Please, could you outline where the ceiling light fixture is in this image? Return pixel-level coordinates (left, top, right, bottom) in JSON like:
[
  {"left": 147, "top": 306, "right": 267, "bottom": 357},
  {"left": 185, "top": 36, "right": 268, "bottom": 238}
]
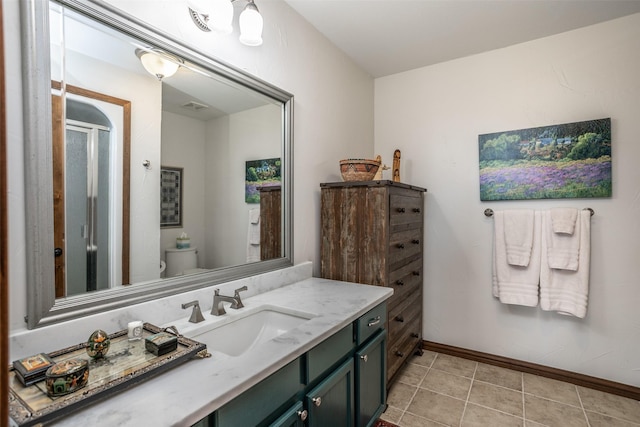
[
  {"left": 135, "top": 48, "right": 184, "bottom": 81},
  {"left": 189, "top": 0, "right": 263, "bottom": 47}
]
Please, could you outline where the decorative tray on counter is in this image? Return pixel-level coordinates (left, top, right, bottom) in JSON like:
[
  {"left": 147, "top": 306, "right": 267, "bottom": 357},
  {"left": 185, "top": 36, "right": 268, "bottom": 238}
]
[{"left": 9, "top": 323, "right": 207, "bottom": 426}]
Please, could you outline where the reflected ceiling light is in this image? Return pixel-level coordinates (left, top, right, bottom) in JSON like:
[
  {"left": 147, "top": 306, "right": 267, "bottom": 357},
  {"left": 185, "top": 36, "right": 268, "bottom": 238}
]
[
  {"left": 189, "top": 0, "right": 264, "bottom": 47},
  {"left": 135, "top": 49, "right": 183, "bottom": 80}
]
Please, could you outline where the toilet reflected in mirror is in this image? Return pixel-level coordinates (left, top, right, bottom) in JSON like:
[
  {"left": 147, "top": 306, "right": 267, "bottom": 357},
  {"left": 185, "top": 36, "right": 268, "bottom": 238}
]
[{"left": 164, "top": 247, "right": 206, "bottom": 277}]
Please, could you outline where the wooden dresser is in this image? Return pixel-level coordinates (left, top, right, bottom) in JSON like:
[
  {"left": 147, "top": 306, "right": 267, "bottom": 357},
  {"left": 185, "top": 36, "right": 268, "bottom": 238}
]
[
  {"left": 320, "top": 180, "right": 427, "bottom": 384},
  {"left": 259, "top": 185, "right": 281, "bottom": 261}
]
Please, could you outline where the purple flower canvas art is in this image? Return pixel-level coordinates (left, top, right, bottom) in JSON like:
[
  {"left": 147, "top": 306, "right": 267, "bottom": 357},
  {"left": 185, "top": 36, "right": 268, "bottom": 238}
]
[{"left": 479, "top": 118, "right": 611, "bottom": 201}]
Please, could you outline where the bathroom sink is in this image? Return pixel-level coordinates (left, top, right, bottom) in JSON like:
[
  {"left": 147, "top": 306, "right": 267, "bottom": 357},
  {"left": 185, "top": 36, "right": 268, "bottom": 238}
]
[{"left": 185, "top": 306, "right": 315, "bottom": 357}]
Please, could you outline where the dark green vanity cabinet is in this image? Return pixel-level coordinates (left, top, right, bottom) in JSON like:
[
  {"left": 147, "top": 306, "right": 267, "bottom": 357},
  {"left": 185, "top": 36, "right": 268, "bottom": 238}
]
[{"left": 193, "top": 302, "right": 388, "bottom": 427}]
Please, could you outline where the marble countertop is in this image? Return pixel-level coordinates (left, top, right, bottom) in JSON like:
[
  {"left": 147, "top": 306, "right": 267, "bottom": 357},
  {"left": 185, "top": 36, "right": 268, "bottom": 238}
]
[{"left": 45, "top": 277, "right": 392, "bottom": 426}]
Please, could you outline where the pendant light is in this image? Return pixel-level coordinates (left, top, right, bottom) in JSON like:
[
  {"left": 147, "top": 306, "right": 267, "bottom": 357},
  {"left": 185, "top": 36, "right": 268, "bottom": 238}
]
[{"left": 189, "top": 0, "right": 264, "bottom": 46}]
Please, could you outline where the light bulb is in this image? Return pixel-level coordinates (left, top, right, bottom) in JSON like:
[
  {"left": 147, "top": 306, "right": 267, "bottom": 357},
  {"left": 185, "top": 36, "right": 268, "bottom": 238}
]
[
  {"left": 239, "top": 2, "right": 263, "bottom": 46},
  {"left": 136, "top": 50, "right": 181, "bottom": 81}
]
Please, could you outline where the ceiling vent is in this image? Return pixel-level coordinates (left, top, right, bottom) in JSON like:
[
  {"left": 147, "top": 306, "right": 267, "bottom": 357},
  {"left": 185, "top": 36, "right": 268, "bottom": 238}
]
[{"left": 181, "top": 101, "right": 210, "bottom": 111}]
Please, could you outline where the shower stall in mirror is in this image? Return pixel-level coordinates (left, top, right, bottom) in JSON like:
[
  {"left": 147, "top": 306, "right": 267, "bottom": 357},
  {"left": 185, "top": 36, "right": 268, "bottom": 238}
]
[{"left": 50, "top": 3, "right": 130, "bottom": 297}]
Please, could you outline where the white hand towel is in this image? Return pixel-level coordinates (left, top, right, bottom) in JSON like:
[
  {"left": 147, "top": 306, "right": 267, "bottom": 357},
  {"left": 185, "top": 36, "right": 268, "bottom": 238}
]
[
  {"left": 246, "top": 208, "right": 261, "bottom": 262},
  {"left": 540, "top": 210, "right": 591, "bottom": 318},
  {"left": 545, "top": 210, "right": 580, "bottom": 271},
  {"left": 492, "top": 210, "right": 541, "bottom": 307},
  {"left": 550, "top": 208, "right": 578, "bottom": 235},
  {"left": 503, "top": 209, "right": 535, "bottom": 266}
]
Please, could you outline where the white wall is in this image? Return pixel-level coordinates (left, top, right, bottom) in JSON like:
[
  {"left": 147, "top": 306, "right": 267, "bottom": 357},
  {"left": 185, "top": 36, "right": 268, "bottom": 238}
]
[
  {"left": 206, "top": 104, "right": 282, "bottom": 268},
  {"left": 5, "top": 0, "right": 373, "bottom": 332},
  {"left": 160, "top": 111, "right": 207, "bottom": 268},
  {"left": 375, "top": 13, "right": 640, "bottom": 387}
]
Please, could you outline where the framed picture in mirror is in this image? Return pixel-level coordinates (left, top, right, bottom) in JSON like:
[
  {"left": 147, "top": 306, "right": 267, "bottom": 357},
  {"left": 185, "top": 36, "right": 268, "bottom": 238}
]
[{"left": 160, "top": 166, "right": 183, "bottom": 228}]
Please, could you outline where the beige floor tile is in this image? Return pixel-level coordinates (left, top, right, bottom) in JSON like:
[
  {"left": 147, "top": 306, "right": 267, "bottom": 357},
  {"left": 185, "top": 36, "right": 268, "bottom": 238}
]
[
  {"left": 410, "top": 350, "right": 437, "bottom": 368},
  {"left": 462, "top": 403, "right": 524, "bottom": 427},
  {"left": 381, "top": 405, "right": 404, "bottom": 424},
  {"left": 524, "top": 421, "right": 548, "bottom": 426},
  {"left": 577, "top": 386, "right": 640, "bottom": 424},
  {"left": 397, "top": 363, "right": 429, "bottom": 387},
  {"left": 475, "top": 363, "right": 523, "bottom": 391},
  {"left": 421, "top": 368, "right": 472, "bottom": 400},
  {"left": 406, "top": 388, "right": 466, "bottom": 426},
  {"left": 388, "top": 381, "right": 417, "bottom": 411},
  {"left": 468, "top": 381, "right": 523, "bottom": 417},
  {"left": 432, "top": 353, "right": 477, "bottom": 378},
  {"left": 399, "top": 411, "right": 446, "bottom": 427},
  {"left": 524, "top": 394, "right": 588, "bottom": 427},
  {"left": 523, "top": 373, "right": 581, "bottom": 407},
  {"left": 586, "top": 410, "right": 640, "bottom": 427}
]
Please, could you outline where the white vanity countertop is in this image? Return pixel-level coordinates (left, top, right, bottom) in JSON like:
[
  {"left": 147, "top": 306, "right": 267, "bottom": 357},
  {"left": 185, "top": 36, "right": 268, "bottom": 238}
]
[{"left": 45, "top": 277, "right": 392, "bottom": 427}]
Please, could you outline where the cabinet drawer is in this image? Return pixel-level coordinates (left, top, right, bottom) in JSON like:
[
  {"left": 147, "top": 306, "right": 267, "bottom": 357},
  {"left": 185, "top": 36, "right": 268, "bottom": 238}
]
[
  {"left": 306, "top": 324, "right": 354, "bottom": 385},
  {"left": 356, "top": 302, "right": 386, "bottom": 346},
  {"left": 387, "top": 289, "right": 422, "bottom": 345},
  {"left": 216, "top": 358, "right": 303, "bottom": 426},
  {"left": 387, "top": 259, "right": 422, "bottom": 312}
]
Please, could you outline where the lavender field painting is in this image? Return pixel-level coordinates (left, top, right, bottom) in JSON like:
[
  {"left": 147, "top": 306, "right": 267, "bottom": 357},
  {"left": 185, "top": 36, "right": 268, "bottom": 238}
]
[
  {"left": 479, "top": 118, "right": 611, "bottom": 201},
  {"left": 245, "top": 158, "right": 281, "bottom": 203}
]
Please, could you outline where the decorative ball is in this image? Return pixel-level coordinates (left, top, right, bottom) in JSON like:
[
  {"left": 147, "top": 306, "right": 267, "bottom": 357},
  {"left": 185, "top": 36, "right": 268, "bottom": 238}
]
[{"left": 86, "top": 329, "right": 111, "bottom": 359}]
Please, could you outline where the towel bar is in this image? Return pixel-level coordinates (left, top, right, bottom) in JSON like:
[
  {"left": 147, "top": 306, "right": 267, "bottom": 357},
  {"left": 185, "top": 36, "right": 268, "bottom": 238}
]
[{"left": 484, "top": 208, "right": 594, "bottom": 217}]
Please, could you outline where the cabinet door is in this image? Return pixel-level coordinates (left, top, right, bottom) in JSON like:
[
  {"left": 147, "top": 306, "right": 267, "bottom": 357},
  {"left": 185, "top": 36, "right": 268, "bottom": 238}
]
[
  {"left": 269, "top": 401, "right": 307, "bottom": 427},
  {"left": 356, "top": 330, "right": 387, "bottom": 427},
  {"left": 306, "top": 358, "right": 354, "bottom": 427}
]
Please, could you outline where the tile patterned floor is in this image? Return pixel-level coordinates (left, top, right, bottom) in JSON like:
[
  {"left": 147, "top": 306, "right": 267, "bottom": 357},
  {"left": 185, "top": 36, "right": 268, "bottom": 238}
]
[{"left": 381, "top": 351, "right": 640, "bottom": 427}]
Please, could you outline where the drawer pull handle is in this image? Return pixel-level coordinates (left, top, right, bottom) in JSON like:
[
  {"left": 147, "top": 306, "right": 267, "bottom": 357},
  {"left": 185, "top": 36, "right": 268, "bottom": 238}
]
[
  {"left": 413, "top": 271, "right": 420, "bottom": 276},
  {"left": 312, "top": 397, "right": 322, "bottom": 407},
  {"left": 397, "top": 207, "right": 406, "bottom": 213},
  {"left": 412, "top": 239, "right": 420, "bottom": 244},
  {"left": 411, "top": 332, "right": 420, "bottom": 338},
  {"left": 297, "top": 410, "right": 308, "bottom": 421},
  {"left": 360, "top": 354, "right": 368, "bottom": 362},
  {"left": 396, "top": 243, "right": 405, "bottom": 249},
  {"left": 367, "top": 316, "right": 381, "bottom": 327},
  {"left": 395, "top": 351, "right": 405, "bottom": 358},
  {"left": 413, "top": 208, "right": 421, "bottom": 213},
  {"left": 396, "top": 280, "right": 404, "bottom": 286},
  {"left": 395, "top": 315, "right": 404, "bottom": 323}
]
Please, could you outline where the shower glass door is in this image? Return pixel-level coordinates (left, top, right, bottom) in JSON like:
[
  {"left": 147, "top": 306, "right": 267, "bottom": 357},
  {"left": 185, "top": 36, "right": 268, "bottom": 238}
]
[{"left": 65, "top": 122, "right": 111, "bottom": 295}]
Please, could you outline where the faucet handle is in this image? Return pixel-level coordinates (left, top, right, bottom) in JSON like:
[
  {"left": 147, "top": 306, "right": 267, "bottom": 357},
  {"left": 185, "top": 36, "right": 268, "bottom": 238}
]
[
  {"left": 182, "top": 300, "right": 205, "bottom": 323},
  {"left": 232, "top": 286, "right": 248, "bottom": 309}
]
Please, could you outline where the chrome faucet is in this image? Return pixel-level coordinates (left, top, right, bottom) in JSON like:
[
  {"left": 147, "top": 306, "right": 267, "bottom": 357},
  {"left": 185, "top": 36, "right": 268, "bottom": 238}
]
[{"left": 211, "top": 286, "right": 248, "bottom": 316}]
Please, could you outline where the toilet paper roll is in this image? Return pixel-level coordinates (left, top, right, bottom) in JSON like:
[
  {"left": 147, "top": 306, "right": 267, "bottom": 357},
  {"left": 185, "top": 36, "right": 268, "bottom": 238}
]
[{"left": 159, "top": 260, "right": 166, "bottom": 273}]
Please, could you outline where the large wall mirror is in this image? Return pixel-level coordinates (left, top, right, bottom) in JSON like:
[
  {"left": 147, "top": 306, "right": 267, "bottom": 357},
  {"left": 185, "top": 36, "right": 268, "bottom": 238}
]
[{"left": 21, "top": 0, "right": 293, "bottom": 328}]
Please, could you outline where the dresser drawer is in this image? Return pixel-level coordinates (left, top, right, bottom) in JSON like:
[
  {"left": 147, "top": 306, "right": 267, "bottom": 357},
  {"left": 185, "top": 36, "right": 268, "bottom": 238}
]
[
  {"left": 389, "top": 192, "right": 423, "bottom": 232},
  {"left": 387, "top": 258, "right": 422, "bottom": 311},
  {"left": 387, "top": 288, "right": 422, "bottom": 345},
  {"left": 387, "top": 315, "right": 422, "bottom": 382},
  {"left": 389, "top": 229, "right": 422, "bottom": 269}
]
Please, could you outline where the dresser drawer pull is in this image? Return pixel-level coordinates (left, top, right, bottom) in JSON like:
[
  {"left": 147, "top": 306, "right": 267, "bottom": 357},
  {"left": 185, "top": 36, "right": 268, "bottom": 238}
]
[
  {"left": 297, "top": 410, "right": 308, "bottom": 421},
  {"left": 360, "top": 354, "right": 368, "bottom": 362},
  {"left": 395, "top": 280, "right": 404, "bottom": 286},
  {"left": 395, "top": 315, "right": 404, "bottom": 323},
  {"left": 397, "top": 207, "right": 406, "bottom": 213},
  {"left": 413, "top": 208, "right": 421, "bottom": 213},
  {"left": 412, "top": 239, "right": 420, "bottom": 244},
  {"left": 367, "top": 316, "right": 381, "bottom": 327},
  {"left": 411, "top": 332, "right": 420, "bottom": 338},
  {"left": 396, "top": 243, "right": 405, "bottom": 249},
  {"left": 312, "top": 397, "right": 322, "bottom": 407},
  {"left": 395, "top": 351, "right": 405, "bottom": 358},
  {"left": 412, "top": 271, "right": 420, "bottom": 276}
]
